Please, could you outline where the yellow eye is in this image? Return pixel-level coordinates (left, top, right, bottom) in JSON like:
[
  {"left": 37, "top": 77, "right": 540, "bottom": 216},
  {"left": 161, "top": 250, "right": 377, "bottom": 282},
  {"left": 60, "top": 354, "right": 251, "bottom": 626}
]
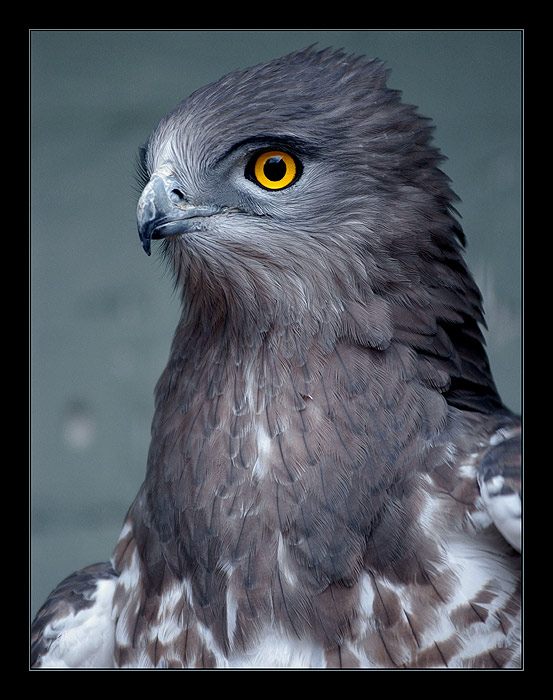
[{"left": 249, "top": 150, "right": 300, "bottom": 190}]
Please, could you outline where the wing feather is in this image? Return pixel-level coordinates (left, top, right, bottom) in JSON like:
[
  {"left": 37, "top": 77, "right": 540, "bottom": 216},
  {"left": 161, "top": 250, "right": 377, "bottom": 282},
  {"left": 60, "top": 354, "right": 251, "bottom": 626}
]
[
  {"left": 31, "top": 562, "right": 118, "bottom": 668},
  {"left": 477, "top": 426, "right": 522, "bottom": 552}
]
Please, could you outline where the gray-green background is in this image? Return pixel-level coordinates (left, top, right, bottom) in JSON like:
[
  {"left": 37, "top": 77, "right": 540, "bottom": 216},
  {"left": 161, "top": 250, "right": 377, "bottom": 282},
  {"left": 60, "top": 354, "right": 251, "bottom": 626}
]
[{"left": 30, "top": 30, "right": 522, "bottom": 618}]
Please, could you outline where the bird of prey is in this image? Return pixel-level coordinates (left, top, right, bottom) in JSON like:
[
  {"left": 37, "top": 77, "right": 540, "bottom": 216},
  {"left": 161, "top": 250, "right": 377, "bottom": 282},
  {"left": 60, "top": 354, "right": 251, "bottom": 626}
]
[{"left": 31, "top": 47, "right": 521, "bottom": 669}]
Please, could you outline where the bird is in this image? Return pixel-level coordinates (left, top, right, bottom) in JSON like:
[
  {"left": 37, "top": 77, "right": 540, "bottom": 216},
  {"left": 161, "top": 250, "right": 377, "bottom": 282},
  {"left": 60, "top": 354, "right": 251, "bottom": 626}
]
[{"left": 31, "top": 46, "right": 521, "bottom": 669}]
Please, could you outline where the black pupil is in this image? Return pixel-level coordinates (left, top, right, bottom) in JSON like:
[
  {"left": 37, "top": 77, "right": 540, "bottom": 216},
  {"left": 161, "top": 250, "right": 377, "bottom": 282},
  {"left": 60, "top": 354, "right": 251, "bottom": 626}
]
[{"left": 264, "top": 156, "right": 287, "bottom": 181}]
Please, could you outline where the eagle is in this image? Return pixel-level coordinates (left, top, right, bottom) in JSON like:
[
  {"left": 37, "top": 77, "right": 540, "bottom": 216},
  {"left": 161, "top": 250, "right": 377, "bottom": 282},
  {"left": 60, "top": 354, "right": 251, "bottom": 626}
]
[{"left": 31, "top": 47, "right": 521, "bottom": 669}]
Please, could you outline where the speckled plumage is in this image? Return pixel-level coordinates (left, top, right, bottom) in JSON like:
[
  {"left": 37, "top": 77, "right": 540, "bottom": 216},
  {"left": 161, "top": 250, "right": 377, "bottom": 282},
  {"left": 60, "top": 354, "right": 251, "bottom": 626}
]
[{"left": 31, "top": 47, "right": 521, "bottom": 669}]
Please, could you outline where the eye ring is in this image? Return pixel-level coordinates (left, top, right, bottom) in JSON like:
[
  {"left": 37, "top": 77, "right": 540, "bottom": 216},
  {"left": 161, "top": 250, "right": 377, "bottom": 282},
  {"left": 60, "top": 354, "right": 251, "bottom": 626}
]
[{"left": 247, "top": 150, "right": 301, "bottom": 190}]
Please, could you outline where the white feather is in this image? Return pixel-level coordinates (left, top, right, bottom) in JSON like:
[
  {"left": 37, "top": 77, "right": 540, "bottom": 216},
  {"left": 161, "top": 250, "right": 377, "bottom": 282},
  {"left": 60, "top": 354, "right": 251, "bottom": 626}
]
[{"left": 37, "top": 577, "right": 117, "bottom": 669}]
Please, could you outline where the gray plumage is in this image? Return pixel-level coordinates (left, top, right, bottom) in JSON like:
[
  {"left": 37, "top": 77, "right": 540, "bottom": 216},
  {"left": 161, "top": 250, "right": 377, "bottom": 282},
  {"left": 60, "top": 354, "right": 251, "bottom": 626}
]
[{"left": 31, "top": 47, "right": 521, "bottom": 669}]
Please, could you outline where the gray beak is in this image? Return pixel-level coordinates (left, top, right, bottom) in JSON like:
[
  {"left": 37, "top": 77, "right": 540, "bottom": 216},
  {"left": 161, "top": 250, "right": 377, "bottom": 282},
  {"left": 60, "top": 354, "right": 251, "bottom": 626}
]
[{"left": 137, "top": 168, "right": 221, "bottom": 255}]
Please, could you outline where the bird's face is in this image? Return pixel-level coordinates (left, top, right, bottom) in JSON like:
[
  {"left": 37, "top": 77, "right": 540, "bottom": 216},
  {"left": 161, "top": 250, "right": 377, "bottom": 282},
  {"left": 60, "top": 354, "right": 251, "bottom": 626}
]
[
  {"left": 136, "top": 133, "right": 331, "bottom": 258},
  {"left": 135, "top": 48, "right": 463, "bottom": 326},
  {"left": 137, "top": 50, "right": 393, "bottom": 262}
]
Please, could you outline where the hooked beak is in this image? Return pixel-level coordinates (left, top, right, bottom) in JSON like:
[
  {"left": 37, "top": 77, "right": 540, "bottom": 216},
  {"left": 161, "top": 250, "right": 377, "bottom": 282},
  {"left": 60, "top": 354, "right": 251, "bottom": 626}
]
[{"left": 137, "top": 168, "right": 221, "bottom": 255}]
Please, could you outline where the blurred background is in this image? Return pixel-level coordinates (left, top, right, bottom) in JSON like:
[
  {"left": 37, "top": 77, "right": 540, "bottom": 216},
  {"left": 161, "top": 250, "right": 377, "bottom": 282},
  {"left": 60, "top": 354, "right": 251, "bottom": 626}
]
[{"left": 30, "top": 30, "right": 522, "bottom": 619}]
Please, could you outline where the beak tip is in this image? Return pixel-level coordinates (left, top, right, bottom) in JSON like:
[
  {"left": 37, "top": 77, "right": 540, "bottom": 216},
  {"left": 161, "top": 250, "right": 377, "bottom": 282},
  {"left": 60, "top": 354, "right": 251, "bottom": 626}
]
[
  {"left": 139, "top": 232, "right": 152, "bottom": 256},
  {"left": 138, "top": 219, "right": 153, "bottom": 256}
]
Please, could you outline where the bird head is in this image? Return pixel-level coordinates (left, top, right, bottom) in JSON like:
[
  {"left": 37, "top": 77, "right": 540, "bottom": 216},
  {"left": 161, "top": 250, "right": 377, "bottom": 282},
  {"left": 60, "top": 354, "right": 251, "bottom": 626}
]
[
  {"left": 136, "top": 48, "right": 482, "bottom": 350},
  {"left": 138, "top": 49, "right": 457, "bottom": 259}
]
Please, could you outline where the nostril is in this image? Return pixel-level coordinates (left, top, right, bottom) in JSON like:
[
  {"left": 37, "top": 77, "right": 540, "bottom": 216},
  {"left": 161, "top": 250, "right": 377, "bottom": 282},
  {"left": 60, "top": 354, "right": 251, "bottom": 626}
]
[{"left": 169, "top": 188, "right": 186, "bottom": 204}]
